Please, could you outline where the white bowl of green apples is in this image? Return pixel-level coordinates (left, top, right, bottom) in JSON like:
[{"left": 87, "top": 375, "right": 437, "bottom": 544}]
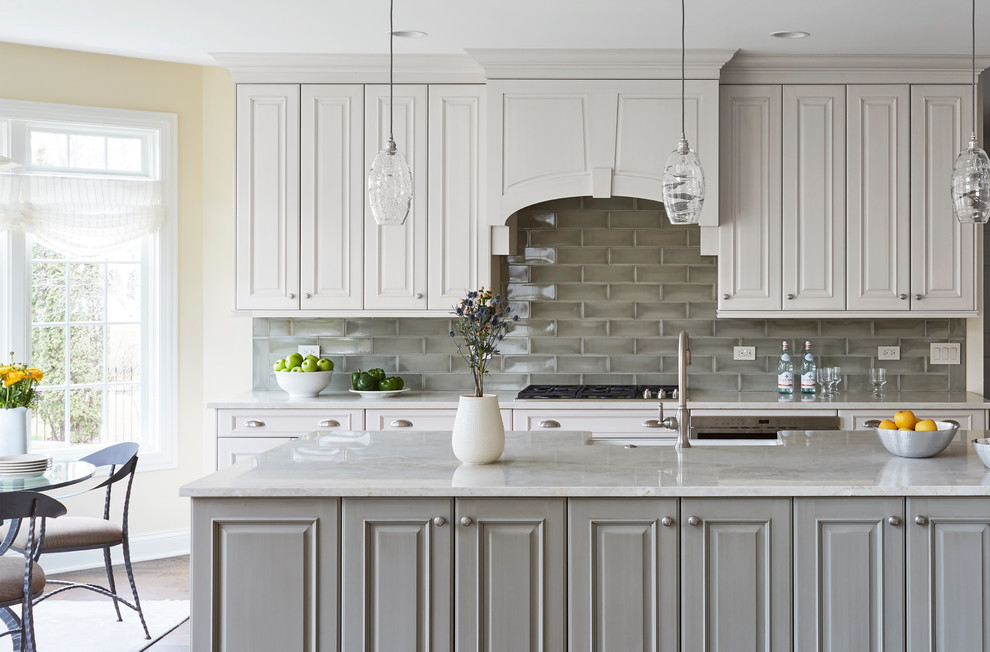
[{"left": 274, "top": 353, "right": 334, "bottom": 398}]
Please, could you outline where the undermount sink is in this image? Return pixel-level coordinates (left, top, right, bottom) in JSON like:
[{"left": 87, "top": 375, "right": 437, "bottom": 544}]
[{"left": 586, "top": 437, "right": 783, "bottom": 448}]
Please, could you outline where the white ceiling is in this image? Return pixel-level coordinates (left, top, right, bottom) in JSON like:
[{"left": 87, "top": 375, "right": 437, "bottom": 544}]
[{"left": 0, "top": 0, "right": 987, "bottom": 66}]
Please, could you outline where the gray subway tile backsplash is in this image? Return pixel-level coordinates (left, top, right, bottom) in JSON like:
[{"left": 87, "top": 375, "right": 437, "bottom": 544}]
[{"left": 253, "top": 197, "right": 967, "bottom": 393}]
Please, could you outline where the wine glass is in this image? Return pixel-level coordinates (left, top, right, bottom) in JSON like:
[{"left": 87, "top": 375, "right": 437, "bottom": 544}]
[
  {"left": 870, "top": 367, "right": 887, "bottom": 397},
  {"left": 827, "top": 366, "right": 842, "bottom": 396},
  {"left": 817, "top": 367, "right": 833, "bottom": 397}
]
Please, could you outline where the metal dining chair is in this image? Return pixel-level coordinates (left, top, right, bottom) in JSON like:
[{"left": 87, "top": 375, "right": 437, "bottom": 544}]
[
  {"left": 0, "top": 491, "right": 67, "bottom": 652},
  {"left": 12, "top": 442, "right": 150, "bottom": 639}
]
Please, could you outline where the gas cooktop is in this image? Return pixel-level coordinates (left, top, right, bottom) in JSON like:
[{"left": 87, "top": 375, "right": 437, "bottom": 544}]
[{"left": 516, "top": 384, "right": 678, "bottom": 400}]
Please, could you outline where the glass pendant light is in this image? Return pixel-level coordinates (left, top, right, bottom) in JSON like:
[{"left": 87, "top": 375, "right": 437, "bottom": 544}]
[
  {"left": 662, "top": 0, "right": 705, "bottom": 225},
  {"left": 951, "top": 0, "right": 990, "bottom": 224},
  {"left": 367, "top": 0, "right": 413, "bottom": 226}
]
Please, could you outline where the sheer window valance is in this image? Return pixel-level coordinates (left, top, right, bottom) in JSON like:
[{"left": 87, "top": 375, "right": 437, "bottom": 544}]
[{"left": 0, "top": 175, "right": 165, "bottom": 256}]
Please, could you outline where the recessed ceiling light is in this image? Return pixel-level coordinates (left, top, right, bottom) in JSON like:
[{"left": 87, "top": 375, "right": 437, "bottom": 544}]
[
  {"left": 392, "top": 30, "right": 427, "bottom": 38},
  {"left": 770, "top": 30, "right": 810, "bottom": 39}
]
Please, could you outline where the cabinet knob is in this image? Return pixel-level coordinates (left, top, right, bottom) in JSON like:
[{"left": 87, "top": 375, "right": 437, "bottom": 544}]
[
  {"left": 915, "top": 515, "right": 928, "bottom": 526},
  {"left": 661, "top": 516, "right": 674, "bottom": 527},
  {"left": 687, "top": 516, "right": 700, "bottom": 527},
  {"left": 318, "top": 419, "right": 340, "bottom": 428},
  {"left": 244, "top": 420, "right": 265, "bottom": 428},
  {"left": 288, "top": 293, "right": 295, "bottom": 300},
  {"left": 304, "top": 292, "right": 312, "bottom": 299},
  {"left": 899, "top": 293, "right": 908, "bottom": 300},
  {"left": 722, "top": 293, "right": 730, "bottom": 300},
  {"left": 433, "top": 516, "right": 446, "bottom": 527},
  {"left": 915, "top": 294, "right": 923, "bottom": 301},
  {"left": 390, "top": 419, "right": 413, "bottom": 428},
  {"left": 538, "top": 420, "right": 561, "bottom": 429},
  {"left": 415, "top": 292, "right": 423, "bottom": 299},
  {"left": 888, "top": 516, "right": 902, "bottom": 526},
  {"left": 460, "top": 516, "right": 473, "bottom": 527},
  {"left": 786, "top": 293, "right": 795, "bottom": 300}
]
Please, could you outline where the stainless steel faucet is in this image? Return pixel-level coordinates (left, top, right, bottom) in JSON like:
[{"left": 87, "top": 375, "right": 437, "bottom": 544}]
[{"left": 658, "top": 330, "right": 691, "bottom": 448}]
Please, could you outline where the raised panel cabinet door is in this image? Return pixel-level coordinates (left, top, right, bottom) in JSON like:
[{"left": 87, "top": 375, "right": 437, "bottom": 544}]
[
  {"left": 568, "top": 498, "right": 679, "bottom": 652},
  {"left": 341, "top": 498, "right": 452, "bottom": 652},
  {"left": 190, "top": 497, "right": 339, "bottom": 652},
  {"left": 428, "top": 85, "right": 484, "bottom": 309},
  {"left": 794, "top": 497, "right": 905, "bottom": 652},
  {"left": 910, "top": 85, "right": 977, "bottom": 313},
  {"left": 300, "top": 85, "right": 364, "bottom": 309},
  {"left": 907, "top": 497, "right": 990, "bottom": 652},
  {"left": 681, "top": 497, "right": 791, "bottom": 652},
  {"left": 364, "top": 84, "right": 429, "bottom": 310},
  {"left": 717, "top": 86, "right": 782, "bottom": 312},
  {"left": 455, "top": 498, "right": 565, "bottom": 652},
  {"left": 235, "top": 84, "right": 300, "bottom": 310},
  {"left": 782, "top": 85, "right": 846, "bottom": 311},
  {"left": 847, "top": 85, "right": 911, "bottom": 312}
]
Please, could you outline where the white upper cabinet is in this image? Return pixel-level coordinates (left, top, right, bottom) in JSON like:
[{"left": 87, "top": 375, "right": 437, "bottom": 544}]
[
  {"left": 364, "top": 84, "right": 429, "bottom": 310},
  {"left": 487, "top": 79, "right": 719, "bottom": 226},
  {"left": 847, "top": 85, "right": 911, "bottom": 311},
  {"left": 300, "top": 85, "right": 364, "bottom": 310},
  {"left": 235, "top": 84, "right": 300, "bottom": 311},
  {"left": 911, "top": 85, "right": 977, "bottom": 313}
]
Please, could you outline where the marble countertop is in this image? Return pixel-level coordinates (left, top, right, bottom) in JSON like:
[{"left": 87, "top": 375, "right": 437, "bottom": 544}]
[
  {"left": 207, "top": 389, "right": 990, "bottom": 410},
  {"left": 180, "top": 429, "right": 990, "bottom": 498}
]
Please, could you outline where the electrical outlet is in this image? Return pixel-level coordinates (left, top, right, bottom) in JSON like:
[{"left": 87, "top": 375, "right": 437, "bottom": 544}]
[
  {"left": 298, "top": 345, "right": 320, "bottom": 358},
  {"left": 733, "top": 346, "right": 756, "bottom": 361},
  {"left": 877, "top": 346, "right": 900, "bottom": 361},
  {"left": 930, "top": 342, "right": 961, "bottom": 365}
]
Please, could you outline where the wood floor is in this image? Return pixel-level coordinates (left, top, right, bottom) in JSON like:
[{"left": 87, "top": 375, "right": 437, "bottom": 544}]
[{"left": 47, "top": 555, "right": 190, "bottom": 651}]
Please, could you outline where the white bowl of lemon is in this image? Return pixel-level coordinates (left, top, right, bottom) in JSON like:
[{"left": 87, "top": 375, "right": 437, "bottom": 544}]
[{"left": 867, "top": 410, "right": 959, "bottom": 458}]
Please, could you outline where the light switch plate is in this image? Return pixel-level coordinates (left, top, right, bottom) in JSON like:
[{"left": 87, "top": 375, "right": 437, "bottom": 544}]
[
  {"left": 298, "top": 345, "right": 320, "bottom": 358},
  {"left": 930, "top": 342, "right": 961, "bottom": 365},
  {"left": 733, "top": 346, "right": 756, "bottom": 361},
  {"left": 878, "top": 346, "right": 900, "bottom": 361}
]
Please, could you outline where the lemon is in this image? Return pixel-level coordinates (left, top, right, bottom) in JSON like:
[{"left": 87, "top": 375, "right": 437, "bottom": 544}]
[
  {"left": 894, "top": 410, "right": 918, "bottom": 430},
  {"left": 915, "top": 419, "right": 938, "bottom": 431},
  {"left": 877, "top": 419, "right": 897, "bottom": 430},
  {"left": 898, "top": 427, "right": 914, "bottom": 431}
]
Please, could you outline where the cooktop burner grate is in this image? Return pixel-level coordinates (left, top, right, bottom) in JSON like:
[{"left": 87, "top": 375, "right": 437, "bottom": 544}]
[{"left": 516, "top": 384, "right": 677, "bottom": 400}]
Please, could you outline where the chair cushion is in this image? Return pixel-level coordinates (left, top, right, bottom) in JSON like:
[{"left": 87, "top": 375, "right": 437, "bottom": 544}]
[
  {"left": 0, "top": 555, "right": 45, "bottom": 603},
  {"left": 12, "top": 517, "right": 123, "bottom": 551}
]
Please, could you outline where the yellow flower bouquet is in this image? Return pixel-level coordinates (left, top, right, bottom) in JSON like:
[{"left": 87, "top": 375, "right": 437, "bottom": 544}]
[{"left": 0, "top": 352, "right": 44, "bottom": 410}]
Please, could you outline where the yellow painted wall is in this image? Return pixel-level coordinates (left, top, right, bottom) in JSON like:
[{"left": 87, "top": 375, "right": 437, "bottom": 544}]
[{"left": 0, "top": 43, "right": 248, "bottom": 536}]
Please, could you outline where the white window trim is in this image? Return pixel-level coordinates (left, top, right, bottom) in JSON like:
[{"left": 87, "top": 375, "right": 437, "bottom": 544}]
[{"left": 0, "top": 99, "right": 177, "bottom": 471}]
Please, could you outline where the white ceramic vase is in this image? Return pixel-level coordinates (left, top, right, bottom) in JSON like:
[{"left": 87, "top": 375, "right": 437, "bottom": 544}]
[
  {"left": 451, "top": 394, "right": 505, "bottom": 465},
  {"left": 0, "top": 406, "right": 30, "bottom": 456}
]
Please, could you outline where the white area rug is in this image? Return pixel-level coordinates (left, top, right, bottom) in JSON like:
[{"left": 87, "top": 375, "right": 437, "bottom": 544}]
[{"left": 2, "top": 599, "right": 189, "bottom": 651}]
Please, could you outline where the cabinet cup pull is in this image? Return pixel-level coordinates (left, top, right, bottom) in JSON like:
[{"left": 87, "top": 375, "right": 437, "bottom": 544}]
[
  {"left": 722, "top": 293, "right": 730, "bottom": 300},
  {"left": 390, "top": 419, "right": 413, "bottom": 428},
  {"left": 642, "top": 420, "right": 664, "bottom": 428},
  {"left": 915, "top": 294, "right": 923, "bottom": 301},
  {"left": 433, "top": 516, "right": 446, "bottom": 527},
  {"left": 661, "top": 516, "right": 674, "bottom": 527},
  {"left": 460, "top": 516, "right": 473, "bottom": 526},
  {"left": 915, "top": 515, "right": 928, "bottom": 526},
  {"left": 888, "top": 516, "right": 902, "bottom": 526},
  {"left": 318, "top": 419, "right": 340, "bottom": 428},
  {"left": 687, "top": 516, "right": 700, "bottom": 527},
  {"left": 244, "top": 420, "right": 265, "bottom": 428},
  {"left": 538, "top": 420, "right": 561, "bottom": 428},
  {"left": 899, "top": 293, "right": 908, "bottom": 300}
]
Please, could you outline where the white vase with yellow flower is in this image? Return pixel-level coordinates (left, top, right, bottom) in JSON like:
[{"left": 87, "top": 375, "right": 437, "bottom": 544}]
[{"left": 0, "top": 353, "right": 44, "bottom": 456}]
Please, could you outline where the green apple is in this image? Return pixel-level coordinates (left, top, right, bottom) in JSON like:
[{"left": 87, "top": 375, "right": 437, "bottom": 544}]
[
  {"left": 304, "top": 354, "right": 318, "bottom": 363},
  {"left": 317, "top": 358, "right": 333, "bottom": 371},
  {"left": 301, "top": 358, "right": 318, "bottom": 373},
  {"left": 286, "top": 352, "right": 303, "bottom": 368},
  {"left": 289, "top": 365, "right": 303, "bottom": 372},
  {"left": 273, "top": 359, "right": 286, "bottom": 372}
]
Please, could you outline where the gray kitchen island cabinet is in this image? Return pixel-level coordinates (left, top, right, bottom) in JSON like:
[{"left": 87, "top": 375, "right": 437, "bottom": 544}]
[{"left": 341, "top": 497, "right": 565, "bottom": 652}]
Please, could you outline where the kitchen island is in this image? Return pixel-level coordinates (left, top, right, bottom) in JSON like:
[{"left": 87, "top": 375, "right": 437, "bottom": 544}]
[{"left": 182, "top": 430, "right": 990, "bottom": 651}]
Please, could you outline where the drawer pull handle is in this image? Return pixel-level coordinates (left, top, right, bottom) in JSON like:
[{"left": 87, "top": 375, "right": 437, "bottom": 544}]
[
  {"left": 433, "top": 516, "right": 446, "bottom": 527},
  {"left": 538, "top": 420, "right": 561, "bottom": 429},
  {"left": 643, "top": 419, "right": 664, "bottom": 428},
  {"left": 915, "top": 515, "right": 928, "bottom": 526},
  {"left": 390, "top": 419, "right": 413, "bottom": 428},
  {"left": 244, "top": 420, "right": 265, "bottom": 428},
  {"left": 888, "top": 516, "right": 901, "bottom": 526},
  {"left": 318, "top": 419, "right": 340, "bottom": 428},
  {"left": 687, "top": 516, "right": 700, "bottom": 527},
  {"left": 661, "top": 516, "right": 674, "bottom": 527}
]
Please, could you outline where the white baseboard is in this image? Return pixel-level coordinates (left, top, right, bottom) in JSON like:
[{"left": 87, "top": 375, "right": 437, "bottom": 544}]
[{"left": 42, "top": 529, "right": 190, "bottom": 575}]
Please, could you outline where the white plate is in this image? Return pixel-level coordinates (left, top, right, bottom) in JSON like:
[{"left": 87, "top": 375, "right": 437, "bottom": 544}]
[
  {"left": 0, "top": 454, "right": 49, "bottom": 465},
  {"left": 348, "top": 388, "right": 410, "bottom": 398},
  {"left": 0, "top": 468, "right": 48, "bottom": 479}
]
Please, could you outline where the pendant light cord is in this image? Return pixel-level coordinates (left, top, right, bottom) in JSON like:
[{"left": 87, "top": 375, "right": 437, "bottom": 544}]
[
  {"left": 680, "top": 0, "right": 686, "bottom": 141},
  {"left": 389, "top": 0, "right": 395, "bottom": 142}
]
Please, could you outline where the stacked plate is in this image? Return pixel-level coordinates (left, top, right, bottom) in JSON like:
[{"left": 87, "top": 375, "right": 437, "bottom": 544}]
[{"left": 0, "top": 454, "right": 52, "bottom": 479}]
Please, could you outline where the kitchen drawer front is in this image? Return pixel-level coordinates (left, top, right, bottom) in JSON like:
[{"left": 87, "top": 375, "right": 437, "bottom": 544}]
[
  {"left": 217, "top": 437, "right": 293, "bottom": 469},
  {"left": 217, "top": 408, "right": 365, "bottom": 437},
  {"left": 366, "top": 408, "right": 512, "bottom": 431},
  {"left": 838, "top": 409, "right": 985, "bottom": 431},
  {"left": 512, "top": 409, "right": 675, "bottom": 437}
]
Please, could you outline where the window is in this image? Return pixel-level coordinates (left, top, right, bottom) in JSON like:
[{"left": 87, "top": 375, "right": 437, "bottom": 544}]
[{"left": 0, "top": 99, "right": 176, "bottom": 470}]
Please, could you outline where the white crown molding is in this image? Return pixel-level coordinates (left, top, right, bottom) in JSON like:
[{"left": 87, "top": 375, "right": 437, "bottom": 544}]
[
  {"left": 721, "top": 53, "right": 990, "bottom": 84},
  {"left": 465, "top": 48, "right": 738, "bottom": 80},
  {"left": 210, "top": 52, "right": 486, "bottom": 84}
]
